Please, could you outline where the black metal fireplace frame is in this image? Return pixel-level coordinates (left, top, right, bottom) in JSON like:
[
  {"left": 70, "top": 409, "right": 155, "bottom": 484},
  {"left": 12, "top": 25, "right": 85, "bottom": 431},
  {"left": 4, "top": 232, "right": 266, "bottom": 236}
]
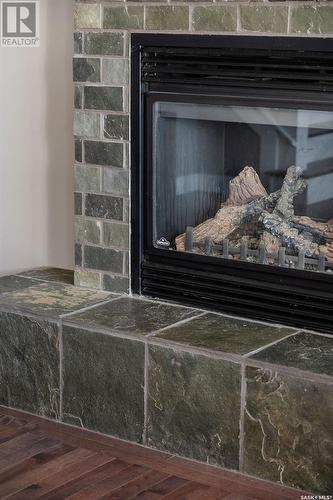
[{"left": 131, "top": 33, "right": 333, "bottom": 333}]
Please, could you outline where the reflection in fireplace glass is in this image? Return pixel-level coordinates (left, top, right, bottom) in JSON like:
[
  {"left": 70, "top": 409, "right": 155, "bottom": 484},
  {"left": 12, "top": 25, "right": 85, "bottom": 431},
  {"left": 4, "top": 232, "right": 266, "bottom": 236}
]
[{"left": 153, "top": 102, "right": 333, "bottom": 273}]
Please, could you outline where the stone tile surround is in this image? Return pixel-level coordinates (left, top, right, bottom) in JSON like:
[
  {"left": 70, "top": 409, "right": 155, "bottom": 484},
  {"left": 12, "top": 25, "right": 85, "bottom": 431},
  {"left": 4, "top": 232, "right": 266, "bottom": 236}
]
[
  {"left": 0, "top": 267, "right": 332, "bottom": 494},
  {"left": 73, "top": 0, "right": 333, "bottom": 293}
]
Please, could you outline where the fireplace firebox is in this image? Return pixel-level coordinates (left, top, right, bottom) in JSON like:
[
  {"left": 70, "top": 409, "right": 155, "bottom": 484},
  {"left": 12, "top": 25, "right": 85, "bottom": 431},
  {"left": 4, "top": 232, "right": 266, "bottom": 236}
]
[{"left": 131, "top": 34, "right": 333, "bottom": 333}]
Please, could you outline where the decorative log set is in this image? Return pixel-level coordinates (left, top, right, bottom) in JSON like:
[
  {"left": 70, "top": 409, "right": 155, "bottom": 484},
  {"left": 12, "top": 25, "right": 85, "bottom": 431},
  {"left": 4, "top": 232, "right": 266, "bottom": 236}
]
[{"left": 175, "top": 166, "right": 333, "bottom": 271}]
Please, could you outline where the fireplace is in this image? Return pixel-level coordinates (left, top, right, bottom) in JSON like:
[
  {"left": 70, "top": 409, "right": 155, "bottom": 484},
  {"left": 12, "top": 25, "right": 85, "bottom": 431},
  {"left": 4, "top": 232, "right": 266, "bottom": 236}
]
[{"left": 131, "top": 34, "right": 333, "bottom": 333}]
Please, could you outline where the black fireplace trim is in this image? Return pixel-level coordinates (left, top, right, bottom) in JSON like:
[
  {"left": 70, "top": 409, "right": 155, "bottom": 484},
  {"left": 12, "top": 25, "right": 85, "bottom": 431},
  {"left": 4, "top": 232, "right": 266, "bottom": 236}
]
[{"left": 131, "top": 33, "right": 333, "bottom": 333}]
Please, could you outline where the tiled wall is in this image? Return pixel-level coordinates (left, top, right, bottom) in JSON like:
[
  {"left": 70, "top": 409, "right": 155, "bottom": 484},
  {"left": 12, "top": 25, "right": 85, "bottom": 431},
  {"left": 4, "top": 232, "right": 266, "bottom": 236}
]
[{"left": 73, "top": 1, "right": 333, "bottom": 292}]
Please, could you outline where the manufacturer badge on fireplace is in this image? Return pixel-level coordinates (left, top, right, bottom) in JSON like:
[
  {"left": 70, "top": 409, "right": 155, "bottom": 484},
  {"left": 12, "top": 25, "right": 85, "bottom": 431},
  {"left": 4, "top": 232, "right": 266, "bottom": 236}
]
[{"left": 1, "top": 1, "right": 39, "bottom": 47}]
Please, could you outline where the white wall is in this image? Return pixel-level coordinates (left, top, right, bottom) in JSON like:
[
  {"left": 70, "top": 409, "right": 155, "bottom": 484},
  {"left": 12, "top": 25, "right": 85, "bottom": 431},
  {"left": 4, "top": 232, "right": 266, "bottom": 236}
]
[{"left": 0, "top": 0, "right": 74, "bottom": 274}]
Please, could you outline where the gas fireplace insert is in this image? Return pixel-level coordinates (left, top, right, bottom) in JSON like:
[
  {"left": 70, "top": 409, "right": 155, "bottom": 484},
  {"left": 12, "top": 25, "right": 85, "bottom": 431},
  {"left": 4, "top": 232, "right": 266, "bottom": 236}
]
[{"left": 131, "top": 34, "right": 333, "bottom": 333}]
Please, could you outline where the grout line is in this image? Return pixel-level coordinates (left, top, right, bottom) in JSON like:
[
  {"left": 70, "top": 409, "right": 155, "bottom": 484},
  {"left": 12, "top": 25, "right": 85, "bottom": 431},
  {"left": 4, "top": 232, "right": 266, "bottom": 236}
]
[
  {"left": 236, "top": 4, "right": 241, "bottom": 33},
  {"left": 188, "top": 4, "right": 192, "bottom": 32},
  {"left": 147, "top": 336, "right": 244, "bottom": 364},
  {"left": 287, "top": 5, "right": 291, "bottom": 35},
  {"left": 60, "top": 294, "right": 122, "bottom": 320},
  {"left": 298, "top": 329, "right": 333, "bottom": 339},
  {"left": 243, "top": 329, "right": 303, "bottom": 358},
  {"left": 130, "top": 294, "right": 198, "bottom": 311},
  {"left": 15, "top": 275, "right": 68, "bottom": 285},
  {"left": 244, "top": 358, "right": 333, "bottom": 386},
  {"left": 141, "top": 295, "right": 299, "bottom": 331},
  {"left": 99, "top": 3, "right": 102, "bottom": 31},
  {"left": 238, "top": 363, "right": 246, "bottom": 472},
  {"left": 148, "top": 312, "right": 208, "bottom": 337},
  {"left": 57, "top": 320, "right": 146, "bottom": 343},
  {"left": 143, "top": 340, "right": 149, "bottom": 445}
]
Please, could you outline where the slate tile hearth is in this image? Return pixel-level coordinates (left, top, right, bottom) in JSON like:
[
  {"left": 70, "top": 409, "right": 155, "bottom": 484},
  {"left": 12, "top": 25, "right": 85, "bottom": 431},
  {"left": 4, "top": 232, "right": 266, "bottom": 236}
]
[
  {"left": 0, "top": 268, "right": 332, "bottom": 494},
  {"left": 156, "top": 313, "right": 295, "bottom": 355}
]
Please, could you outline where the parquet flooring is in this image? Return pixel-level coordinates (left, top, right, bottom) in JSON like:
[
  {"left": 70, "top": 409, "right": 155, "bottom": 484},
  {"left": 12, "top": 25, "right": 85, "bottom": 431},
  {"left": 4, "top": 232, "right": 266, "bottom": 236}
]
[{"left": 0, "top": 407, "right": 308, "bottom": 499}]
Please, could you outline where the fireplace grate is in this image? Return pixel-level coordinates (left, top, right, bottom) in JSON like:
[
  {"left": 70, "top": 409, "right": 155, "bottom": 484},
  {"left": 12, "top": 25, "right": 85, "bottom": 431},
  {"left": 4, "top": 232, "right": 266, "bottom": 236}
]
[
  {"left": 177, "top": 226, "right": 330, "bottom": 273},
  {"left": 142, "top": 46, "right": 333, "bottom": 92}
]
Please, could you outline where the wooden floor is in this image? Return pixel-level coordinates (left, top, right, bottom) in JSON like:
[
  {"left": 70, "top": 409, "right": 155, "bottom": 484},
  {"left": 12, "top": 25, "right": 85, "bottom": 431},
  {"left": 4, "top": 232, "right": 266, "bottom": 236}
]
[{"left": 0, "top": 407, "right": 307, "bottom": 500}]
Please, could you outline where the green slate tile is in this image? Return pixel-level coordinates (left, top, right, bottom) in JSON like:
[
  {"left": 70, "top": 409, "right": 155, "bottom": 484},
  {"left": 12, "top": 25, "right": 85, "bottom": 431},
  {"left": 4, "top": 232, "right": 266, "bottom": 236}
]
[
  {"left": 148, "top": 345, "right": 241, "bottom": 468},
  {"left": 74, "top": 110, "right": 100, "bottom": 138},
  {"left": 103, "top": 221, "right": 129, "bottom": 250},
  {"left": 75, "top": 243, "right": 82, "bottom": 267},
  {"left": 103, "top": 274, "right": 129, "bottom": 294},
  {"left": 192, "top": 6, "right": 237, "bottom": 32},
  {"left": 85, "top": 193, "right": 124, "bottom": 220},
  {"left": 103, "top": 168, "right": 129, "bottom": 196},
  {"left": 64, "top": 297, "right": 198, "bottom": 337},
  {"left": 291, "top": 5, "right": 333, "bottom": 35},
  {"left": 146, "top": 6, "right": 189, "bottom": 31},
  {"left": 75, "top": 193, "right": 82, "bottom": 216},
  {"left": 84, "top": 141, "right": 123, "bottom": 168},
  {"left": 0, "top": 282, "right": 112, "bottom": 319},
  {"left": 104, "top": 115, "right": 129, "bottom": 141},
  {"left": 84, "top": 86, "right": 123, "bottom": 112},
  {"left": 74, "top": 86, "right": 82, "bottom": 109},
  {"left": 102, "top": 59, "right": 129, "bottom": 86},
  {"left": 103, "top": 6, "right": 144, "bottom": 30},
  {"left": 73, "top": 57, "right": 100, "bottom": 83},
  {"left": 75, "top": 165, "right": 101, "bottom": 193},
  {"left": 156, "top": 313, "right": 294, "bottom": 355},
  {"left": 251, "top": 332, "right": 333, "bottom": 376},
  {"left": 84, "top": 245, "right": 124, "bottom": 274},
  {"left": 75, "top": 138, "right": 82, "bottom": 163},
  {"left": 0, "top": 311, "right": 60, "bottom": 418},
  {"left": 75, "top": 270, "right": 101, "bottom": 289},
  {"left": 244, "top": 367, "right": 333, "bottom": 493},
  {"left": 74, "top": 4, "right": 100, "bottom": 29},
  {"left": 74, "top": 32, "right": 82, "bottom": 54},
  {"left": 240, "top": 5, "right": 288, "bottom": 33},
  {"left": 84, "top": 32, "right": 124, "bottom": 56},
  {"left": 63, "top": 325, "right": 144, "bottom": 442},
  {"left": 75, "top": 218, "right": 102, "bottom": 245},
  {"left": 18, "top": 267, "right": 74, "bottom": 285}
]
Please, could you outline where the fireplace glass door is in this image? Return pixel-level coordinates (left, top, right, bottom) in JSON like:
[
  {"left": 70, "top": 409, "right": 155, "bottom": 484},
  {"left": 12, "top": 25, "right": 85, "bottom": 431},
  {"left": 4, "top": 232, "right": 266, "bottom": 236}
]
[{"left": 152, "top": 99, "right": 333, "bottom": 274}]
